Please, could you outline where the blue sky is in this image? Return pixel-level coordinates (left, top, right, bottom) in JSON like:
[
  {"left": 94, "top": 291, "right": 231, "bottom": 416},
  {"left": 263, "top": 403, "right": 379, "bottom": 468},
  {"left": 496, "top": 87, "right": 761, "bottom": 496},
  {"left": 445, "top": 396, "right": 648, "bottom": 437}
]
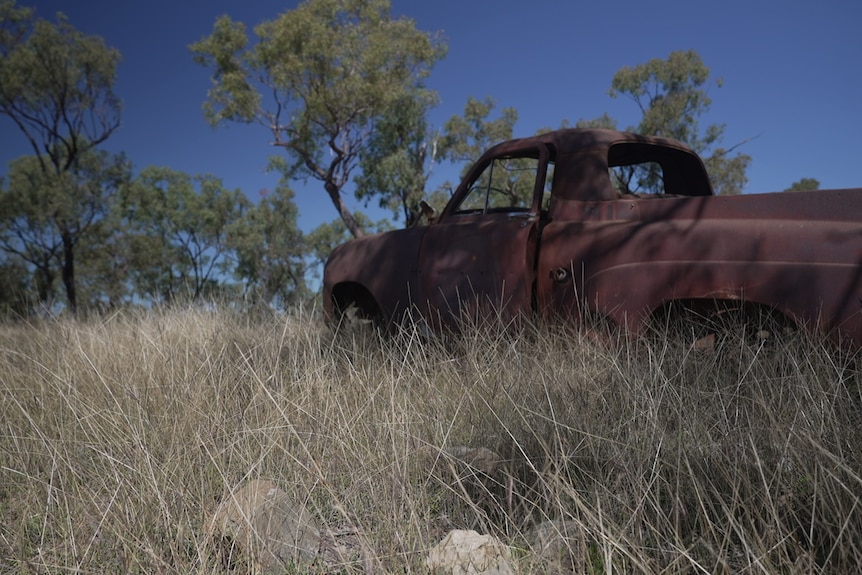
[{"left": 1, "top": 0, "right": 861, "bottom": 233}]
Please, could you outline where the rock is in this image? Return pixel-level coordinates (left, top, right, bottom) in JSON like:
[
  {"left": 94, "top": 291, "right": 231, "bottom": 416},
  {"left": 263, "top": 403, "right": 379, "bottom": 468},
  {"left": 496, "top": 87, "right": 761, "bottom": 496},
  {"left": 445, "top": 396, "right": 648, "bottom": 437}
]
[
  {"left": 526, "top": 520, "right": 585, "bottom": 574},
  {"left": 207, "top": 479, "right": 320, "bottom": 573},
  {"left": 426, "top": 529, "right": 515, "bottom": 575}
]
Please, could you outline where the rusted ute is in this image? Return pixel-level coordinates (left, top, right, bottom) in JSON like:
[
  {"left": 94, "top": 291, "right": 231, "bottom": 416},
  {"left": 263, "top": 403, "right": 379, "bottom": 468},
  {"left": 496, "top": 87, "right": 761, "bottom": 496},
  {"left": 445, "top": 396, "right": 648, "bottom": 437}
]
[{"left": 324, "top": 128, "right": 862, "bottom": 348}]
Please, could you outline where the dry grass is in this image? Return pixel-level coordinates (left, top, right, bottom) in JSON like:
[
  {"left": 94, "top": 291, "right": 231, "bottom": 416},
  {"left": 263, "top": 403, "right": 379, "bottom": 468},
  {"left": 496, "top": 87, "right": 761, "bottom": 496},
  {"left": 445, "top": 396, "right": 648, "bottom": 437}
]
[{"left": 1, "top": 308, "right": 861, "bottom": 573}]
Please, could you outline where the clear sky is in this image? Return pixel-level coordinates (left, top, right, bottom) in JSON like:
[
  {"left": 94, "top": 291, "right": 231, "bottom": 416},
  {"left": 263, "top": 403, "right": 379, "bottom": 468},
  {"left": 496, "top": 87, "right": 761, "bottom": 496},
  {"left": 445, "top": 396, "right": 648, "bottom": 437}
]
[{"left": 1, "top": 0, "right": 861, "bottom": 232}]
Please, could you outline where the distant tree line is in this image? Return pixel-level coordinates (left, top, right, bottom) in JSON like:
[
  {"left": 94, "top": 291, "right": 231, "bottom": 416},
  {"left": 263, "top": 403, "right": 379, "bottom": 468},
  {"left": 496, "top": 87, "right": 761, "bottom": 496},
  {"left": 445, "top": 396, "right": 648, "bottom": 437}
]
[{"left": 0, "top": 0, "right": 817, "bottom": 317}]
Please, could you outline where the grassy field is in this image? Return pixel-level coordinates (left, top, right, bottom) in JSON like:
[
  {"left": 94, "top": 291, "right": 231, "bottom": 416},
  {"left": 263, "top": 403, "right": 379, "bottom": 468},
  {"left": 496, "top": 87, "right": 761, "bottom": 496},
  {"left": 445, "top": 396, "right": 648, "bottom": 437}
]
[{"left": 1, "top": 308, "right": 861, "bottom": 573}]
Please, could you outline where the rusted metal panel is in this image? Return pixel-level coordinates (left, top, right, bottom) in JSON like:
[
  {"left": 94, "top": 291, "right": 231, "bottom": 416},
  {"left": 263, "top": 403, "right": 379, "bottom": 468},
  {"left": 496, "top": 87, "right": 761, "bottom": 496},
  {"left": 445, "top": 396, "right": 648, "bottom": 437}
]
[
  {"left": 418, "top": 213, "right": 538, "bottom": 328},
  {"left": 536, "top": 192, "right": 862, "bottom": 346},
  {"left": 323, "top": 226, "right": 425, "bottom": 322},
  {"left": 323, "top": 128, "right": 862, "bottom": 347}
]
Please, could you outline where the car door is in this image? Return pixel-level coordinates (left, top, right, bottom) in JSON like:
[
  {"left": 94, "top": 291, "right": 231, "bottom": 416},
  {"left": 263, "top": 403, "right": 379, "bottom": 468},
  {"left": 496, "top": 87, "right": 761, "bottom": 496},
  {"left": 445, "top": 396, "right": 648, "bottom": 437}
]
[{"left": 418, "top": 144, "right": 550, "bottom": 327}]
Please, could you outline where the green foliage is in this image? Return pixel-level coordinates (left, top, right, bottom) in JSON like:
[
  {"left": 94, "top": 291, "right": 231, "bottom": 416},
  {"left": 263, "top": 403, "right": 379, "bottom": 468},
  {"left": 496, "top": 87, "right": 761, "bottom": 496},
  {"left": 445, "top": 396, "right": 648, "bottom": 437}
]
[
  {"left": 227, "top": 181, "right": 309, "bottom": 309},
  {"left": 121, "top": 167, "right": 249, "bottom": 303},
  {"left": 355, "top": 93, "right": 523, "bottom": 226},
  {"left": 582, "top": 50, "right": 751, "bottom": 195},
  {"left": 0, "top": 156, "right": 314, "bottom": 312},
  {"left": 0, "top": 0, "right": 121, "bottom": 174},
  {"left": 423, "top": 96, "right": 520, "bottom": 205},
  {"left": 354, "top": 90, "right": 439, "bottom": 226},
  {"left": 702, "top": 148, "right": 750, "bottom": 196},
  {"left": 438, "top": 96, "right": 518, "bottom": 168},
  {"left": 784, "top": 177, "right": 820, "bottom": 192},
  {"left": 190, "top": 0, "right": 446, "bottom": 238},
  {"left": 609, "top": 50, "right": 712, "bottom": 147},
  {"left": 0, "top": 156, "right": 62, "bottom": 307},
  {"left": 74, "top": 228, "right": 131, "bottom": 311},
  {"left": 0, "top": 0, "right": 122, "bottom": 313},
  {"left": 0, "top": 149, "right": 131, "bottom": 311},
  {"left": 574, "top": 113, "right": 617, "bottom": 131},
  {"left": 306, "top": 220, "right": 353, "bottom": 274}
]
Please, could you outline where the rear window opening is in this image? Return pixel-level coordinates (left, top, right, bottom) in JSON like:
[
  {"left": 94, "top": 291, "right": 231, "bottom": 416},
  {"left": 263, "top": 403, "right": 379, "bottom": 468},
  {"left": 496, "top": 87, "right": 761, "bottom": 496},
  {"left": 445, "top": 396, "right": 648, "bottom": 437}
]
[{"left": 608, "top": 142, "right": 711, "bottom": 197}]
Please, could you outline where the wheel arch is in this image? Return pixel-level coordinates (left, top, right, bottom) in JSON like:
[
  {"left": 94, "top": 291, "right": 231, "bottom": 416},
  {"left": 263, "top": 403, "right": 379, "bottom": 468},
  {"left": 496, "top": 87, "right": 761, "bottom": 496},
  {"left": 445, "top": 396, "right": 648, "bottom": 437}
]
[
  {"left": 646, "top": 297, "right": 799, "bottom": 335},
  {"left": 330, "top": 281, "right": 383, "bottom": 321}
]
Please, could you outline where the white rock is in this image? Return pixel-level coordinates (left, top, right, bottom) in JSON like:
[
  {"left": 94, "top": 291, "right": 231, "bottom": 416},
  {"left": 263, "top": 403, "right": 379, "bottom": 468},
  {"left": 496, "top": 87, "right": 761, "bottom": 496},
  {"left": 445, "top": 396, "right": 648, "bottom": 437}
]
[{"left": 426, "top": 529, "right": 516, "bottom": 575}]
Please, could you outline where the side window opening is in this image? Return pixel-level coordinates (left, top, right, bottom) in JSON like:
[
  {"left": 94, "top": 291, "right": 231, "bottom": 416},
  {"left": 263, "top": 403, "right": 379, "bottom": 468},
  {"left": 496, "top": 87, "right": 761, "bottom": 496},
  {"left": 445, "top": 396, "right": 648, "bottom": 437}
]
[
  {"left": 454, "top": 147, "right": 554, "bottom": 215},
  {"left": 456, "top": 156, "right": 536, "bottom": 213}
]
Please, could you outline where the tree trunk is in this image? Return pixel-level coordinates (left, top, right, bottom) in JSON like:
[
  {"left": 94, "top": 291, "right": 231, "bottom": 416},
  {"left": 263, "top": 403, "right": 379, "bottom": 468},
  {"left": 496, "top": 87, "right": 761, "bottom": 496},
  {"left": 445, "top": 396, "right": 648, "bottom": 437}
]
[{"left": 324, "top": 181, "right": 365, "bottom": 239}]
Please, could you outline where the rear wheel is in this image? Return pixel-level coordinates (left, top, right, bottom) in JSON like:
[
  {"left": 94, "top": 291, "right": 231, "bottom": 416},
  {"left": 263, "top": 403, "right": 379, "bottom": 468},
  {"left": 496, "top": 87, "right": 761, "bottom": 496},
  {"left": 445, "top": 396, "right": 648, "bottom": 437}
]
[{"left": 652, "top": 300, "right": 797, "bottom": 351}]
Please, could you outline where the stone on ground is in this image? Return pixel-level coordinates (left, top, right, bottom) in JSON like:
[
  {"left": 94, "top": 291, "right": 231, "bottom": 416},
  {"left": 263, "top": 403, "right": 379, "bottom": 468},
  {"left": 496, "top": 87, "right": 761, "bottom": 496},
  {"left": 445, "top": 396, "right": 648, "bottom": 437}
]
[
  {"left": 208, "top": 479, "right": 320, "bottom": 573},
  {"left": 426, "top": 529, "right": 515, "bottom": 574}
]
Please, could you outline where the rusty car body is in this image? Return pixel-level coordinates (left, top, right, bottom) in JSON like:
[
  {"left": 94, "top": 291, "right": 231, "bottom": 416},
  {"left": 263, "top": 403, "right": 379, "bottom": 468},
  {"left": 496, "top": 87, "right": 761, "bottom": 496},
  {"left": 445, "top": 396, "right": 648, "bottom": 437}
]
[{"left": 323, "top": 128, "right": 862, "bottom": 347}]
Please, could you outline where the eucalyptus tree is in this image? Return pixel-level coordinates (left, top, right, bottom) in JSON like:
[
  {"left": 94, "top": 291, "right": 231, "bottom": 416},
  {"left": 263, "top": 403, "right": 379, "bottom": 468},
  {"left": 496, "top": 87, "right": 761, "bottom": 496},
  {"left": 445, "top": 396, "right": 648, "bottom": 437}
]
[
  {"left": 122, "top": 167, "right": 249, "bottom": 303},
  {"left": 355, "top": 95, "right": 519, "bottom": 226},
  {"left": 0, "top": 150, "right": 130, "bottom": 311},
  {"left": 0, "top": 158, "right": 62, "bottom": 308},
  {"left": 354, "top": 90, "right": 439, "bottom": 227},
  {"left": 191, "top": 0, "right": 446, "bottom": 238},
  {"left": 227, "top": 181, "right": 309, "bottom": 309},
  {"left": 0, "top": 0, "right": 122, "bottom": 312},
  {"left": 581, "top": 50, "right": 751, "bottom": 195},
  {"left": 433, "top": 96, "right": 532, "bottom": 206},
  {"left": 438, "top": 96, "right": 518, "bottom": 168}
]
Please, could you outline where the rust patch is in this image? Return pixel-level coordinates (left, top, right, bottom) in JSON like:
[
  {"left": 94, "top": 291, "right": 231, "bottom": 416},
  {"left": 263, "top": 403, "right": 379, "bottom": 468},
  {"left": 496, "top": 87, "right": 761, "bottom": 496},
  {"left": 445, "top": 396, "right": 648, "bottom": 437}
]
[{"left": 324, "top": 128, "right": 862, "bottom": 348}]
